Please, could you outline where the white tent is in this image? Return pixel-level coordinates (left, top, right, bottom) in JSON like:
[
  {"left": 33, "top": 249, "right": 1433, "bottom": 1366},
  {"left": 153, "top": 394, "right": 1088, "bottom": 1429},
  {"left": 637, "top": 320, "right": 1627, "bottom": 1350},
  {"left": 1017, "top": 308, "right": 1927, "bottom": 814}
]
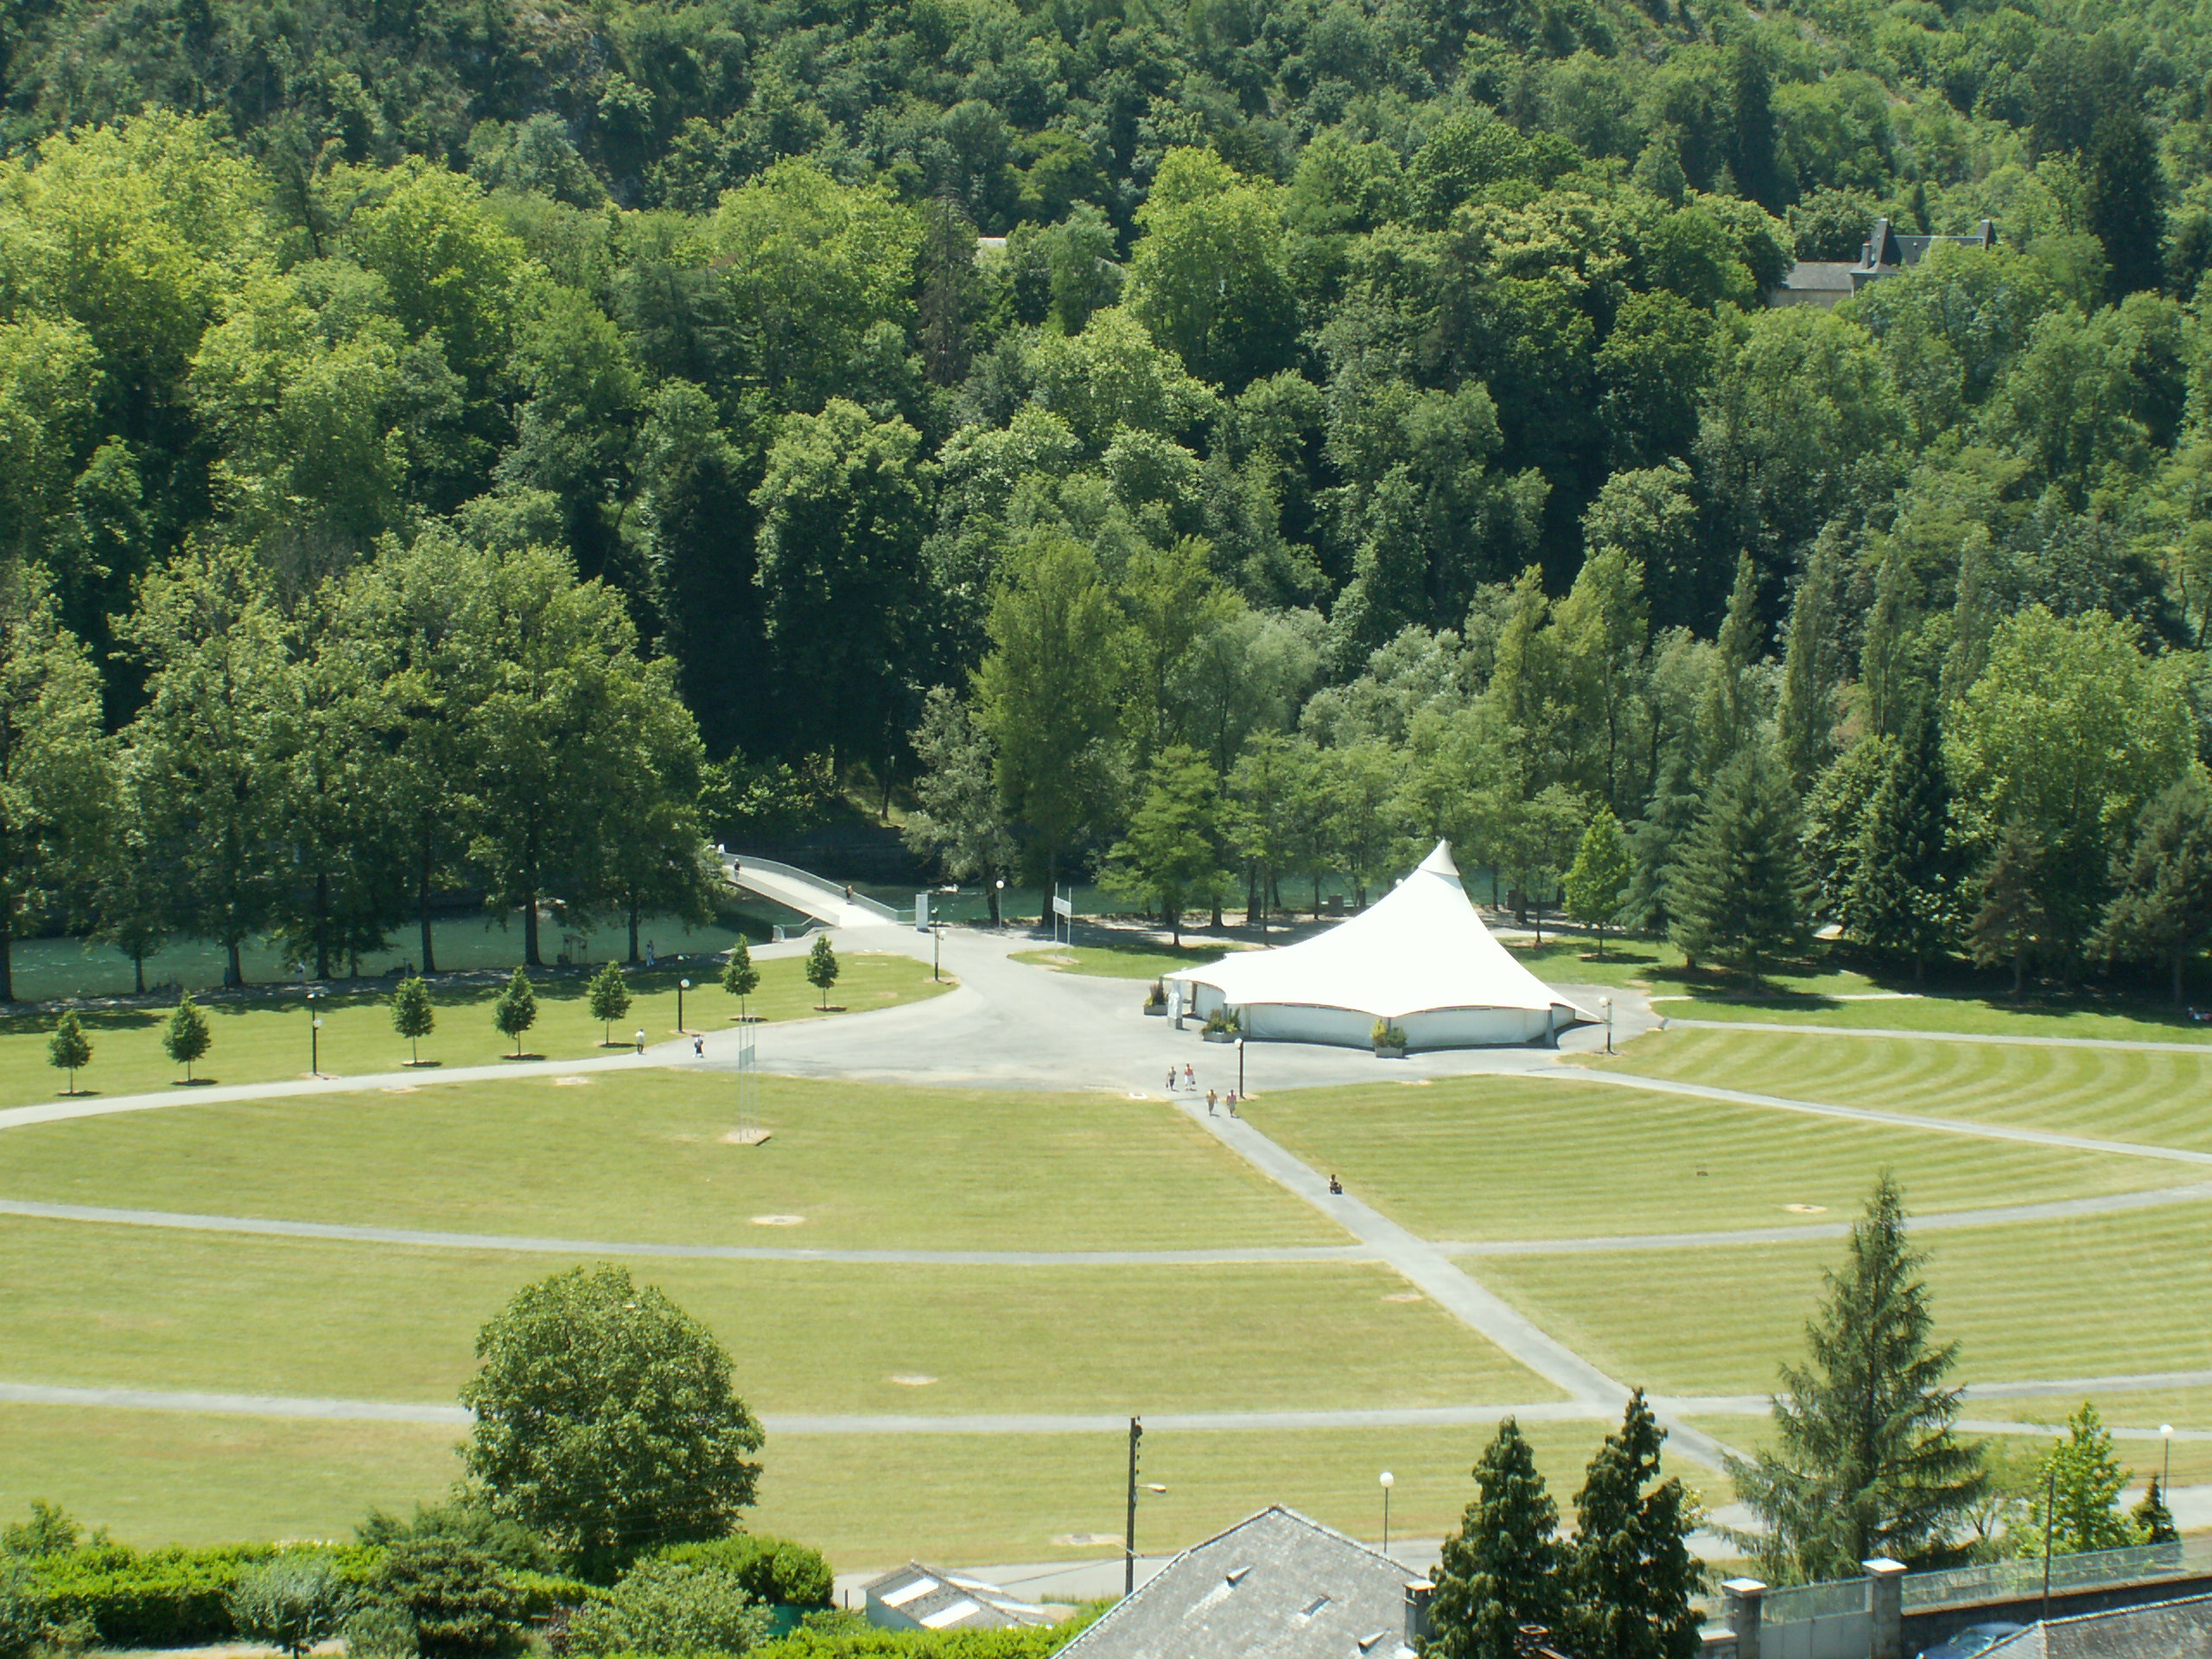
[{"left": 1164, "top": 842, "right": 1592, "bottom": 1050}]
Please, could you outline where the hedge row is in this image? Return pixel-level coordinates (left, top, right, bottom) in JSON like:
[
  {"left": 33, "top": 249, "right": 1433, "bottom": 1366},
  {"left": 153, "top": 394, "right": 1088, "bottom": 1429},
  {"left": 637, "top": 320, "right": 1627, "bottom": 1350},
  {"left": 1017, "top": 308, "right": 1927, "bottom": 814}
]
[
  {"left": 28, "top": 1544, "right": 381, "bottom": 1648},
  {"left": 657, "top": 1538, "right": 833, "bottom": 1610}
]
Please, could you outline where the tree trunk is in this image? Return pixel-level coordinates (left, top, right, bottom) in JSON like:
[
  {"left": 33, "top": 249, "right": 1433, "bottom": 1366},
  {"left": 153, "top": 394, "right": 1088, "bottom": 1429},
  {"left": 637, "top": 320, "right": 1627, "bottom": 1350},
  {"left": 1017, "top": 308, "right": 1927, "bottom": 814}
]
[
  {"left": 2012, "top": 946, "right": 2024, "bottom": 997},
  {"left": 132, "top": 950, "right": 146, "bottom": 995},
  {"left": 1312, "top": 875, "right": 1321, "bottom": 918},
  {"left": 1245, "top": 865, "right": 1259, "bottom": 929},
  {"left": 2175, "top": 950, "right": 2186, "bottom": 1010},
  {"left": 226, "top": 938, "right": 245, "bottom": 988},
  {"left": 315, "top": 868, "right": 333, "bottom": 981},
  {"left": 0, "top": 915, "right": 11, "bottom": 1005},
  {"left": 524, "top": 893, "right": 543, "bottom": 967},
  {"left": 628, "top": 899, "right": 641, "bottom": 964},
  {"left": 417, "top": 833, "right": 438, "bottom": 976},
  {"left": 988, "top": 882, "right": 1001, "bottom": 927}
]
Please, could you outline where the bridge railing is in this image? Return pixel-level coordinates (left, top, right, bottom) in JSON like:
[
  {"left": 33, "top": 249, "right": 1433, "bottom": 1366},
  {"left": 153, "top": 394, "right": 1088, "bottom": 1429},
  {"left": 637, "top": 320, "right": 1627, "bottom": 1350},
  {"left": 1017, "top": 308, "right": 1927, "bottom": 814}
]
[{"left": 724, "top": 852, "right": 904, "bottom": 923}]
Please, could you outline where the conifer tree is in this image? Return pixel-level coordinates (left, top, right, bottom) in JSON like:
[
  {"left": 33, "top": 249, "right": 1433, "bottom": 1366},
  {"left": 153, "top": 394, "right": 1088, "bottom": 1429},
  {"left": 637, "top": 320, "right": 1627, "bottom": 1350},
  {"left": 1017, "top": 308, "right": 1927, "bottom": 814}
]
[
  {"left": 164, "top": 991, "right": 211, "bottom": 1082},
  {"left": 1695, "top": 553, "right": 1762, "bottom": 778},
  {"left": 2093, "top": 768, "right": 2212, "bottom": 1007},
  {"left": 493, "top": 967, "right": 538, "bottom": 1058},
  {"left": 1429, "top": 1419, "right": 1566, "bottom": 1659},
  {"left": 47, "top": 1010, "right": 92, "bottom": 1094},
  {"left": 1843, "top": 698, "right": 1961, "bottom": 981},
  {"left": 1667, "top": 739, "right": 1811, "bottom": 980},
  {"left": 1624, "top": 750, "right": 1700, "bottom": 939},
  {"left": 1727, "top": 1173, "right": 1986, "bottom": 1580},
  {"left": 2133, "top": 1478, "right": 2178, "bottom": 1546},
  {"left": 391, "top": 975, "right": 435, "bottom": 1065},
  {"left": 1564, "top": 809, "right": 1633, "bottom": 958},
  {"left": 1565, "top": 1392, "right": 1702, "bottom": 1659},
  {"left": 587, "top": 961, "right": 631, "bottom": 1046},
  {"left": 721, "top": 941, "right": 760, "bottom": 1020},
  {"left": 1775, "top": 529, "right": 1844, "bottom": 792},
  {"left": 1969, "top": 823, "right": 2052, "bottom": 997}
]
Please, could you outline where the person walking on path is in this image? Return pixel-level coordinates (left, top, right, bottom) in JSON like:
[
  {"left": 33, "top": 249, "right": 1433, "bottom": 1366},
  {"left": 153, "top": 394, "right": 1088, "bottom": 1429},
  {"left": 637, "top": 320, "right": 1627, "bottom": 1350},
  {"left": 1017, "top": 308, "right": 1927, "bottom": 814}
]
[
  {"left": 1183, "top": 1063, "right": 1195, "bottom": 1090},
  {"left": 634, "top": 1027, "right": 646, "bottom": 1055},
  {"left": 1166, "top": 1067, "right": 1177, "bottom": 1091},
  {"left": 1207, "top": 1090, "right": 1217, "bottom": 1115},
  {"left": 692, "top": 1034, "right": 704, "bottom": 1057}
]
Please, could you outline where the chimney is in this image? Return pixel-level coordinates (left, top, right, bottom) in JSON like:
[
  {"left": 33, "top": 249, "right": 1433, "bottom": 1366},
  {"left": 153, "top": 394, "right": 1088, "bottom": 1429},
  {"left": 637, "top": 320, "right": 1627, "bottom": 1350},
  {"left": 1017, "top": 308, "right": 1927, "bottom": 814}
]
[{"left": 1403, "top": 1581, "right": 1433, "bottom": 1645}]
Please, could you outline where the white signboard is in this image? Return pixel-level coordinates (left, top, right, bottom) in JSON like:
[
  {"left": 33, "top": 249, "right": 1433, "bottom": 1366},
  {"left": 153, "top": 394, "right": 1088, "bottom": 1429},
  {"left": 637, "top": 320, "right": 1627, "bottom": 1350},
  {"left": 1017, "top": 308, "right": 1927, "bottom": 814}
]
[{"left": 1051, "top": 893, "right": 1073, "bottom": 918}]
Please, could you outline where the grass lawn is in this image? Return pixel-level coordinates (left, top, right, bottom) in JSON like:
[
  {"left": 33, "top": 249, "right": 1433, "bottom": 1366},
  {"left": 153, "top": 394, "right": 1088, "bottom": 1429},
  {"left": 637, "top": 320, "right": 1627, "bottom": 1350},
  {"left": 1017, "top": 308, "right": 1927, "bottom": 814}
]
[
  {"left": 0, "top": 1073, "right": 1339, "bottom": 1251},
  {"left": 1599, "top": 1028, "right": 2212, "bottom": 1153},
  {"left": 0, "top": 1217, "right": 1555, "bottom": 1414},
  {"left": 1010, "top": 939, "right": 1256, "bottom": 981},
  {"left": 1236, "top": 1077, "right": 2195, "bottom": 1243},
  {"left": 0, "top": 1406, "right": 1720, "bottom": 1565},
  {"left": 0, "top": 955, "right": 948, "bottom": 1108},
  {"left": 1475, "top": 1207, "right": 2212, "bottom": 1400}
]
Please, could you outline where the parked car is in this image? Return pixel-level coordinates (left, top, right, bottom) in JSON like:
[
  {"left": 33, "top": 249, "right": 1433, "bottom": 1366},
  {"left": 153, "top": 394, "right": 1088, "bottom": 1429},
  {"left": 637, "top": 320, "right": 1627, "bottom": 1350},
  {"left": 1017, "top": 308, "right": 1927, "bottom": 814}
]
[{"left": 1917, "top": 1622, "right": 2029, "bottom": 1659}]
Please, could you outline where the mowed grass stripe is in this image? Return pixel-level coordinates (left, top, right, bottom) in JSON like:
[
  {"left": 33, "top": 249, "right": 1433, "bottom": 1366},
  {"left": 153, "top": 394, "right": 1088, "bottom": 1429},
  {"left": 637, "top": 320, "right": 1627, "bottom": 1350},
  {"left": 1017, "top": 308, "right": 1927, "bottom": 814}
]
[
  {"left": 0, "top": 1402, "right": 1707, "bottom": 1561},
  {"left": 1236, "top": 1076, "right": 2198, "bottom": 1243},
  {"left": 1476, "top": 1207, "right": 2212, "bottom": 1399},
  {"left": 1604, "top": 1029, "right": 2212, "bottom": 1152},
  {"left": 0, "top": 1073, "right": 1340, "bottom": 1252},
  {"left": 0, "top": 1217, "right": 1554, "bottom": 1415}
]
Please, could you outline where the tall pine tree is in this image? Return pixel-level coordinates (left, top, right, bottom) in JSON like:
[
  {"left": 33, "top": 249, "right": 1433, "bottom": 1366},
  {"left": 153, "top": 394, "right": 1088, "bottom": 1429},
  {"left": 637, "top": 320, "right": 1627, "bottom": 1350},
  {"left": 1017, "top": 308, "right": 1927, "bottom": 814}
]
[
  {"left": 1565, "top": 1392, "right": 1702, "bottom": 1659},
  {"left": 2093, "top": 768, "right": 2212, "bottom": 1008},
  {"left": 1667, "top": 738, "right": 1811, "bottom": 979},
  {"left": 1843, "top": 697, "right": 1961, "bottom": 982},
  {"left": 1726, "top": 1173, "right": 1986, "bottom": 1581},
  {"left": 1428, "top": 1419, "right": 1566, "bottom": 1659}
]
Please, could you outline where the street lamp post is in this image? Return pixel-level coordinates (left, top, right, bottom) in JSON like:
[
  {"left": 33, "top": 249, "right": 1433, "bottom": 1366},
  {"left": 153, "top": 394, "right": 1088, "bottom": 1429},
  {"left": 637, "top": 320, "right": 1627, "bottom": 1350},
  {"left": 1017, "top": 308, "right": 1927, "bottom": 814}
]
[
  {"left": 677, "top": 977, "right": 690, "bottom": 1033},
  {"left": 995, "top": 878, "right": 1006, "bottom": 930},
  {"left": 1236, "top": 1037, "right": 1245, "bottom": 1097},
  {"left": 2164, "top": 1424, "right": 2175, "bottom": 1491},
  {"left": 1380, "top": 1471, "right": 1394, "bottom": 1554},
  {"left": 307, "top": 988, "right": 324, "bottom": 1078},
  {"left": 931, "top": 919, "right": 945, "bottom": 982},
  {"left": 1599, "top": 995, "right": 1612, "bottom": 1054}
]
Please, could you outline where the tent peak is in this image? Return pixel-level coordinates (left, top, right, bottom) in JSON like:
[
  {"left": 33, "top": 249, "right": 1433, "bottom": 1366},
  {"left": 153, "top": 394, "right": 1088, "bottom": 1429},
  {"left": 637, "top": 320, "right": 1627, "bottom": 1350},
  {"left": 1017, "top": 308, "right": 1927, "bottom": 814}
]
[{"left": 1417, "top": 841, "right": 1459, "bottom": 878}]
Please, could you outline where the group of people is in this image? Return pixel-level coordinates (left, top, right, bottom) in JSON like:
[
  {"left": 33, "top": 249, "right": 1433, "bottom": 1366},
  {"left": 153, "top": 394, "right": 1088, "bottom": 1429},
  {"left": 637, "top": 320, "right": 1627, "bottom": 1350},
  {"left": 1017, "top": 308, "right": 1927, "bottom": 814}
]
[{"left": 1166, "top": 1064, "right": 1239, "bottom": 1115}]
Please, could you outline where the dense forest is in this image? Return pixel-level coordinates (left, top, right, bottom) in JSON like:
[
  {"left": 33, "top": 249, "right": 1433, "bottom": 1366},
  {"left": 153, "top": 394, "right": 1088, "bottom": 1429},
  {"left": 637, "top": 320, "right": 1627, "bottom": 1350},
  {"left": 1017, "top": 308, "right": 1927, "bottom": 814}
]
[{"left": 5, "top": 0, "right": 2212, "bottom": 1000}]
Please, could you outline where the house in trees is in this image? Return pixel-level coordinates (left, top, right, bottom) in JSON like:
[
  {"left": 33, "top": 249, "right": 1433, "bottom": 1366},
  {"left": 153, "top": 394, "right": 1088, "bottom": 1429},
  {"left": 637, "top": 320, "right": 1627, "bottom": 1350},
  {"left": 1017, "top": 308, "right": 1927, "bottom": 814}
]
[
  {"left": 861, "top": 1563, "right": 1053, "bottom": 1632},
  {"left": 1052, "top": 1507, "right": 1431, "bottom": 1659},
  {"left": 1769, "top": 218, "right": 1998, "bottom": 308}
]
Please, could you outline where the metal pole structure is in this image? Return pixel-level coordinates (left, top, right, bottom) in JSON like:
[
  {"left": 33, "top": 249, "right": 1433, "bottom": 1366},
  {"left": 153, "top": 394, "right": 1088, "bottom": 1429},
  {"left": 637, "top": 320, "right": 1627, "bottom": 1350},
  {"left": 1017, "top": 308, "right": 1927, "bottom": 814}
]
[
  {"left": 308, "top": 989, "right": 322, "bottom": 1077},
  {"left": 1125, "top": 1416, "right": 1143, "bottom": 1597},
  {"left": 1237, "top": 1038, "right": 1245, "bottom": 1097},
  {"left": 2041, "top": 1463, "right": 2056, "bottom": 1624},
  {"left": 932, "top": 922, "right": 943, "bottom": 982},
  {"left": 677, "top": 977, "right": 689, "bottom": 1033},
  {"left": 2164, "top": 1425, "right": 2174, "bottom": 1492},
  {"left": 1380, "top": 1471, "right": 1394, "bottom": 1553}
]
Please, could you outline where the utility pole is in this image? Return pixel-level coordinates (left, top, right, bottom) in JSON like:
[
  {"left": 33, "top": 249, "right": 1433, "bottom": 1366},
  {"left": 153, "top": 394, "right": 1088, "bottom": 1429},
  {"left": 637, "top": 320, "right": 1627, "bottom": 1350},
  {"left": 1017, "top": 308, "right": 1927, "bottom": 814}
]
[
  {"left": 1125, "top": 1416, "right": 1143, "bottom": 1597},
  {"left": 2041, "top": 1462, "right": 2056, "bottom": 1624}
]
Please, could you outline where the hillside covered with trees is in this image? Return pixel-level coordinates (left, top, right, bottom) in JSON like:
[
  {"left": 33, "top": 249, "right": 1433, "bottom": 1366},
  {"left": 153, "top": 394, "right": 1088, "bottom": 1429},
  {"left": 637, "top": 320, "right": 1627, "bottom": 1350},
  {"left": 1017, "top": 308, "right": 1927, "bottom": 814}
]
[{"left": 5, "top": 0, "right": 2212, "bottom": 998}]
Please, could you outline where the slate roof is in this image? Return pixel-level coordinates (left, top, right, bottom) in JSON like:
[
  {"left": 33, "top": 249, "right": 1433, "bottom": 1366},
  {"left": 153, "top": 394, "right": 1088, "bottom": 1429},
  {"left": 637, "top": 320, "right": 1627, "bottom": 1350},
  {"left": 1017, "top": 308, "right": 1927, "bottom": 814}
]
[
  {"left": 1982, "top": 1591, "right": 2212, "bottom": 1657},
  {"left": 1770, "top": 217, "right": 1997, "bottom": 308},
  {"left": 861, "top": 1561, "right": 1055, "bottom": 1632},
  {"left": 1052, "top": 1506, "right": 1424, "bottom": 1659}
]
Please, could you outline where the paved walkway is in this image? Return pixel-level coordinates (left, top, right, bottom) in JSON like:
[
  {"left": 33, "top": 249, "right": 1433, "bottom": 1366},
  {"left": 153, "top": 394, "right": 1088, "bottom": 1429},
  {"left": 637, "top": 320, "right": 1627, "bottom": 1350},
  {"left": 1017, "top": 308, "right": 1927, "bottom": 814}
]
[
  {"left": 15, "top": 1179, "right": 2202, "bottom": 1265},
  {"left": 1662, "top": 1018, "right": 2212, "bottom": 1054},
  {"left": 15, "top": 1376, "right": 2209, "bottom": 1433}
]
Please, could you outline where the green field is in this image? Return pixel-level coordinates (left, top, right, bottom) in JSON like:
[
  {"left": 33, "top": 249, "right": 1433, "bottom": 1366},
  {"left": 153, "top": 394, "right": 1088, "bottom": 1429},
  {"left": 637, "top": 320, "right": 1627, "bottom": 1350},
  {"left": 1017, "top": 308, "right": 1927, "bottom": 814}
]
[
  {"left": 1010, "top": 939, "right": 1256, "bottom": 980},
  {"left": 0, "top": 1217, "right": 1550, "bottom": 1414},
  {"left": 0, "top": 1075, "right": 1338, "bottom": 1251},
  {"left": 1600, "top": 1028, "right": 2212, "bottom": 1151},
  {"left": 2, "top": 955, "right": 948, "bottom": 1107},
  {"left": 1684, "top": 1413, "right": 2212, "bottom": 1491},
  {"left": 0, "top": 1404, "right": 1722, "bottom": 1565},
  {"left": 1238, "top": 1077, "right": 2193, "bottom": 1243},
  {"left": 1650, "top": 995, "right": 2212, "bottom": 1045},
  {"left": 1478, "top": 1207, "right": 2212, "bottom": 1399}
]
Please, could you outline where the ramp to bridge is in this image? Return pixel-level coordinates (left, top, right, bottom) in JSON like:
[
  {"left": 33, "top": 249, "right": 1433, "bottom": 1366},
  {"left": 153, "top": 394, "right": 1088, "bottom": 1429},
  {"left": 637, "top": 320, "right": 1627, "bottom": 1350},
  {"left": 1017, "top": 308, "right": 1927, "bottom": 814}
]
[{"left": 725, "top": 854, "right": 899, "bottom": 929}]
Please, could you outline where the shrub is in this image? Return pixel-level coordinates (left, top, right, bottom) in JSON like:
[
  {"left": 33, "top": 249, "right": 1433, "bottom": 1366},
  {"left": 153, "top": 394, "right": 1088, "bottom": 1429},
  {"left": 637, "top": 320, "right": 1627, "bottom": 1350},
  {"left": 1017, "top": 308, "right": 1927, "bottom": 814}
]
[
  {"left": 1370, "top": 1019, "right": 1406, "bottom": 1048},
  {"left": 1200, "top": 1007, "right": 1239, "bottom": 1034},
  {"left": 344, "top": 1602, "right": 421, "bottom": 1659},
  {"left": 358, "top": 1504, "right": 554, "bottom": 1576},
  {"left": 1, "top": 1503, "right": 82, "bottom": 1559},
  {"left": 742, "top": 1619, "right": 1088, "bottom": 1657},
  {"left": 1143, "top": 981, "right": 1164, "bottom": 1008},
  {"left": 373, "top": 1538, "right": 524, "bottom": 1659},
  {"left": 658, "top": 1537, "right": 833, "bottom": 1609},
  {"left": 567, "top": 1560, "right": 766, "bottom": 1657},
  {"left": 0, "top": 1559, "right": 47, "bottom": 1659},
  {"left": 226, "top": 1557, "right": 351, "bottom": 1658},
  {"left": 27, "top": 1544, "right": 376, "bottom": 1649}
]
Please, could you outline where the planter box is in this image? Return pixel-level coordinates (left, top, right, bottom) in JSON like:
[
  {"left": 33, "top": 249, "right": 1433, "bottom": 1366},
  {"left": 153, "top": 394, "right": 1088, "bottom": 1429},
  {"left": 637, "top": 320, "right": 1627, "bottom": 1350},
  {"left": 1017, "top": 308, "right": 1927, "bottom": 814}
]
[
  {"left": 1143, "top": 1003, "right": 1166, "bottom": 1016},
  {"left": 1203, "top": 1029, "right": 1236, "bottom": 1044},
  {"left": 1373, "top": 1044, "right": 1406, "bottom": 1058}
]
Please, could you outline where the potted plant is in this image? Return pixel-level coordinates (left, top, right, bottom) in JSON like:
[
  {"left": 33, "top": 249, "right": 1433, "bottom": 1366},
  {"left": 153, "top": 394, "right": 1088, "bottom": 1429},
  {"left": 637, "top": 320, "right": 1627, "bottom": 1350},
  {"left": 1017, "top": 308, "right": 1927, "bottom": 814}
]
[
  {"left": 1144, "top": 981, "right": 1167, "bottom": 1015},
  {"left": 1202, "top": 1007, "right": 1241, "bottom": 1044},
  {"left": 1370, "top": 1018, "right": 1407, "bottom": 1058}
]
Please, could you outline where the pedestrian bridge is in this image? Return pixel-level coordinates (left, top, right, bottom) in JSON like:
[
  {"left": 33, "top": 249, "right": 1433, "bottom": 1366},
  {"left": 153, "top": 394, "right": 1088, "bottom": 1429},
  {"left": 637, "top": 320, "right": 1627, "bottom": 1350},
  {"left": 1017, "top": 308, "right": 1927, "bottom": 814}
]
[{"left": 722, "top": 854, "right": 900, "bottom": 930}]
